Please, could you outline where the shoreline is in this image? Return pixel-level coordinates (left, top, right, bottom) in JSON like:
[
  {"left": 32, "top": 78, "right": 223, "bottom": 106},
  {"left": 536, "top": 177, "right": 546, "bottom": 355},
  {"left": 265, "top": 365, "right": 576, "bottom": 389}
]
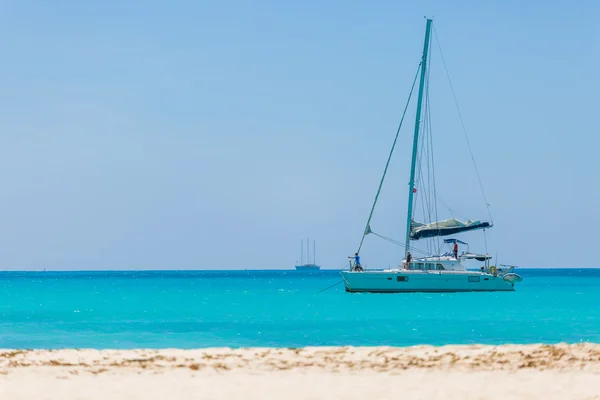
[
  {"left": 2, "top": 343, "right": 600, "bottom": 372},
  {"left": 2, "top": 344, "right": 600, "bottom": 399}
]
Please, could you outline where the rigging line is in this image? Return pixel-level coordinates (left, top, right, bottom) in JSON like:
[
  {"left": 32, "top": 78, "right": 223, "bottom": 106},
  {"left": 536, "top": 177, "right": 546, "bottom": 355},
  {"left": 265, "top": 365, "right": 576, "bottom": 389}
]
[
  {"left": 370, "top": 231, "right": 431, "bottom": 256},
  {"left": 420, "top": 45, "right": 437, "bottom": 255},
  {"left": 407, "top": 246, "right": 431, "bottom": 256},
  {"left": 435, "top": 194, "right": 470, "bottom": 221},
  {"left": 417, "top": 171, "right": 426, "bottom": 222},
  {"left": 483, "top": 228, "right": 489, "bottom": 256},
  {"left": 425, "top": 116, "right": 433, "bottom": 224},
  {"left": 319, "top": 280, "right": 344, "bottom": 293},
  {"left": 420, "top": 109, "right": 432, "bottom": 225},
  {"left": 417, "top": 187, "right": 431, "bottom": 255},
  {"left": 418, "top": 128, "right": 432, "bottom": 221},
  {"left": 416, "top": 92, "right": 427, "bottom": 220},
  {"left": 416, "top": 166, "right": 433, "bottom": 255},
  {"left": 415, "top": 110, "right": 429, "bottom": 218},
  {"left": 415, "top": 144, "right": 423, "bottom": 203},
  {"left": 413, "top": 104, "right": 430, "bottom": 227},
  {"left": 432, "top": 23, "right": 493, "bottom": 224},
  {"left": 425, "top": 52, "right": 441, "bottom": 255},
  {"left": 356, "top": 64, "right": 421, "bottom": 254},
  {"left": 419, "top": 128, "right": 433, "bottom": 255},
  {"left": 435, "top": 194, "right": 453, "bottom": 214},
  {"left": 417, "top": 117, "right": 433, "bottom": 254},
  {"left": 417, "top": 147, "right": 430, "bottom": 225},
  {"left": 414, "top": 147, "right": 431, "bottom": 260}
]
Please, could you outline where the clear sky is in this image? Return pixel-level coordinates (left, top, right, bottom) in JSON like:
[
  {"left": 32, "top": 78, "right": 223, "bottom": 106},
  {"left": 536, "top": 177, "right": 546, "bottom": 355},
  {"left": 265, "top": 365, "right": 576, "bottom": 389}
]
[{"left": 0, "top": 0, "right": 598, "bottom": 270}]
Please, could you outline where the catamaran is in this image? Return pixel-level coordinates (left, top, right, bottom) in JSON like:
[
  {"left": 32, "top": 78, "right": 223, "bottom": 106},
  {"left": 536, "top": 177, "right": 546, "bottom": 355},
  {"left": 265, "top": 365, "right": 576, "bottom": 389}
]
[{"left": 341, "top": 18, "right": 523, "bottom": 293}]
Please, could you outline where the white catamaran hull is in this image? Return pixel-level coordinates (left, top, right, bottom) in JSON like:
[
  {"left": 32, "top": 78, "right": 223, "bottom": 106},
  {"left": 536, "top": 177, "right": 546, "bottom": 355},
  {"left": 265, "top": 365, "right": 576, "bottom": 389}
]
[{"left": 341, "top": 270, "right": 515, "bottom": 293}]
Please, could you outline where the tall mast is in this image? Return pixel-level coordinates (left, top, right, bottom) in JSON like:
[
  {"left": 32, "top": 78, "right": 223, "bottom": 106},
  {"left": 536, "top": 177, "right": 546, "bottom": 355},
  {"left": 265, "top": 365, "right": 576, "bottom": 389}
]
[
  {"left": 313, "top": 240, "right": 316, "bottom": 264},
  {"left": 404, "top": 18, "right": 432, "bottom": 254},
  {"left": 306, "top": 237, "right": 309, "bottom": 264},
  {"left": 301, "top": 239, "right": 304, "bottom": 265}
]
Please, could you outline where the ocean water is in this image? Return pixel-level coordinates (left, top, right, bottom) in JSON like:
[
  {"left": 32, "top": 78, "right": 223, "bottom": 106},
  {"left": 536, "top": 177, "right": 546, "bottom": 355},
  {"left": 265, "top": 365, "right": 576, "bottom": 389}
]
[{"left": 0, "top": 269, "right": 599, "bottom": 349}]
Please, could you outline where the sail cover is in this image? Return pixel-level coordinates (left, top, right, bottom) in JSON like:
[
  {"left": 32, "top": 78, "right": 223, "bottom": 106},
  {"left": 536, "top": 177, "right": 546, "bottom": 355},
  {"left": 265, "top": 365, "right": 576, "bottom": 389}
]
[{"left": 410, "top": 218, "right": 491, "bottom": 240}]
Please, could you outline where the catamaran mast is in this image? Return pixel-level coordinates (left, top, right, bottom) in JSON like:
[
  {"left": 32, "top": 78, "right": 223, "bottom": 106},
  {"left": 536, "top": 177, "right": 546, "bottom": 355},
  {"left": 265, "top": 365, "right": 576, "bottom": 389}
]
[{"left": 404, "top": 18, "right": 432, "bottom": 254}]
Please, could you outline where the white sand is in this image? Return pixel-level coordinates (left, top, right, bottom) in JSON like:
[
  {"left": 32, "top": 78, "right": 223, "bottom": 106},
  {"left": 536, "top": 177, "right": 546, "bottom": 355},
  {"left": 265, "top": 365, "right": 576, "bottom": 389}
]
[{"left": 1, "top": 344, "right": 600, "bottom": 400}]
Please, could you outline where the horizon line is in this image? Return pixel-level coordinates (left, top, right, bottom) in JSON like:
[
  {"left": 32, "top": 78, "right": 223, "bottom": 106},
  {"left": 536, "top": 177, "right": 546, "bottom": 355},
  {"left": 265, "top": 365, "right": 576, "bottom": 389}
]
[{"left": 0, "top": 267, "right": 597, "bottom": 273}]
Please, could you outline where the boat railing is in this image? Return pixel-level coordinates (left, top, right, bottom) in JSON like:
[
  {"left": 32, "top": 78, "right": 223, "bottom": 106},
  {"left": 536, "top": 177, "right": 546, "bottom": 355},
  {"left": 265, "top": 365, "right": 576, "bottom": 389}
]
[{"left": 499, "top": 265, "right": 515, "bottom": 275}]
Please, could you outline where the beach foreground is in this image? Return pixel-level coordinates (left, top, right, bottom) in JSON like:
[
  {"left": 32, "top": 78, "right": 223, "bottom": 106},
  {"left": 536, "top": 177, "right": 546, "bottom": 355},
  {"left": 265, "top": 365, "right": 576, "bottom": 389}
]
[{"left": 1, "top": 344, "right": 600, "bottom": 399}]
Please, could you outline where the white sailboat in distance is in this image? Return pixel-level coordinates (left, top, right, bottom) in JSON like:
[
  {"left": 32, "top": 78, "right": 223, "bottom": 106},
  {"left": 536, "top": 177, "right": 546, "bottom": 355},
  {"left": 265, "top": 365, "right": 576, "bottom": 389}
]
[
  {"left": 341, "top": 18, "right": 523, "bottom": 293},
  {"left": 295, "top": 238, "right": 320, "bottom": 271}
]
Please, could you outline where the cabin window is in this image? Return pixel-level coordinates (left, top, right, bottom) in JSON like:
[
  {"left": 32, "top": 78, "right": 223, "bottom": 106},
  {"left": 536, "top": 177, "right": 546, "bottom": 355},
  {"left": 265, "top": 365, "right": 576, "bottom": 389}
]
[
  {"left": 468, "top": 276, "right": 480, "bottom": 283},
  {"left": 436, "top": 263, "right": 444, "bottom": 270},
  {"left": 397, "top": 276, "right": 408, "bottom": 282}
]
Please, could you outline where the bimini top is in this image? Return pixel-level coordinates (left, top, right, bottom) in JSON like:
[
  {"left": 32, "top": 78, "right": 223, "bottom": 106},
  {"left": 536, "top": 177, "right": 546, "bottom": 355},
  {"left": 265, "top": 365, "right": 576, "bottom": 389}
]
[
  {"left": 410, "top": 218, "right": 491, "bottom": 240},
  {"left": 443, "top": 238, "right": 468, "bottom": 245}
]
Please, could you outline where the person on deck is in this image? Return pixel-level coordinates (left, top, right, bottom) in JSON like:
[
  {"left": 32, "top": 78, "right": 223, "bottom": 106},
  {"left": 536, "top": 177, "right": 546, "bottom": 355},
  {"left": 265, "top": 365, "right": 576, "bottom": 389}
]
[
  {"left": 349, "top": 253, "right": 361, "bottom": 271},
  {"left": 406, "top": 252, "right": 412, "bottom": 270},
  {"left": 453, "top": 242, "right": 458, "bottom": 259}
]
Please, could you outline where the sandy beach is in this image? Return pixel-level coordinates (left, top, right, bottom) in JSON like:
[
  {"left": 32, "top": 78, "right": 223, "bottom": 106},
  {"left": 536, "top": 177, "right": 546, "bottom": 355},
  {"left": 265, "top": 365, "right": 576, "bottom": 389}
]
[{"left": 1, "top": 343, "right": 600, "bottom": 399}]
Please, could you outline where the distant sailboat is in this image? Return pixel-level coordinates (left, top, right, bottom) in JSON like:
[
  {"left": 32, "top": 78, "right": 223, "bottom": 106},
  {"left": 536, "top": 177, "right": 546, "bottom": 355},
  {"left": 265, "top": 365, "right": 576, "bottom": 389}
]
[
  {"left": 341, "top": 18, "right": 522, "bottom": 293},
  {"left": 295, "top": 238, "right": 320, "bottom": 271}
]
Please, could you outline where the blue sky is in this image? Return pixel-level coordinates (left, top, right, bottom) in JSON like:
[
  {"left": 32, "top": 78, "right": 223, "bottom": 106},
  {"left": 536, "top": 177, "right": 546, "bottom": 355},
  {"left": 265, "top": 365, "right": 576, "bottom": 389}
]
[{"left": 0, "top": 0, "right": 598, "bottom": 270}]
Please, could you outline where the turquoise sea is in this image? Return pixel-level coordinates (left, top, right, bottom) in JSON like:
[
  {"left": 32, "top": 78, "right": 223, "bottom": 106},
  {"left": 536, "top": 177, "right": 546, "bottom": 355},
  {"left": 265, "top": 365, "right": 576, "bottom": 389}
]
[{"left": 1, "top": 269, "right": 599, "bottom": 349}]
